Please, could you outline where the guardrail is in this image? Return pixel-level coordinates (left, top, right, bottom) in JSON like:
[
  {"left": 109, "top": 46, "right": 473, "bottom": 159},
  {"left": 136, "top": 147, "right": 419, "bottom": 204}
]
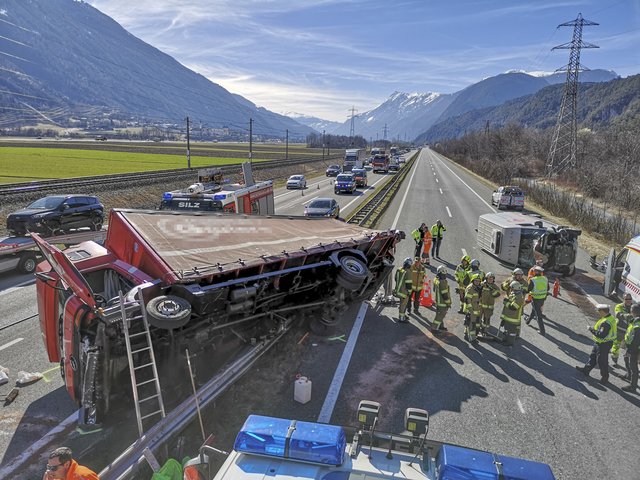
[{"left": 346, "top": 151, "right": 419, "bottom": 228}]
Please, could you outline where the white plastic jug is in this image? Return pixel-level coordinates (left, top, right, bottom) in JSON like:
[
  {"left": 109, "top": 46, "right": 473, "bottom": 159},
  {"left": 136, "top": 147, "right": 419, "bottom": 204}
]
[{"left": 294, "top": 376, "right": 312, "bottom": 404}]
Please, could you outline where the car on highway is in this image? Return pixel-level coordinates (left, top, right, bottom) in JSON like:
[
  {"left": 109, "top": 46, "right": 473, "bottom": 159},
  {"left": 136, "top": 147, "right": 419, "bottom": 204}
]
[
  {"left": 286, "top": 175, "right": 307, "bottom": 189},
  {"left": 334, "top": 173, "right": 357, "bottom": 194},
  {"left": 6, "top": 195, "right": 104, "bottom": 237},
  {"left": 491, "top": 185, "right": 525, "bottom": 210},
  {"left": 325, "top": 165, "right": 341, "bottom": 177},
  {"left": 352, "top": 168, "right": 368, "bottom": 188},
  {"left": 304, "top": 198, "right": 340, "bottom": 218},
  {"left": 389, "top": 157, "right": 400, "bottom": 171}
]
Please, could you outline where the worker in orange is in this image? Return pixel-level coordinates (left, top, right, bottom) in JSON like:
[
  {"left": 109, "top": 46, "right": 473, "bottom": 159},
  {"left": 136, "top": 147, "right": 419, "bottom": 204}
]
[
  {"left": 43, "top": 447, "right": 99, "bottom": 480},
  {"left": 421, "top": 228, "right": 433, "bottom": 265}
]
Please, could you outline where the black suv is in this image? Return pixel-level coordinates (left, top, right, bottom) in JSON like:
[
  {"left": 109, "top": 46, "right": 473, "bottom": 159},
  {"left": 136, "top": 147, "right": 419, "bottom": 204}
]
[
  {"left": 326, "top": 165, "right": 341, "bottom": 177},
  {"left": 7, "top": 195, "right": 104, "bottom": 237}
]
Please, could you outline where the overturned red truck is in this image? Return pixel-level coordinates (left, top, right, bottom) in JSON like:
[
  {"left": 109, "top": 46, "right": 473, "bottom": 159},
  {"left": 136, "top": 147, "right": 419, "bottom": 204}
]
[{"left": 33, "top": 209, "right": 403, "bottom": 427}]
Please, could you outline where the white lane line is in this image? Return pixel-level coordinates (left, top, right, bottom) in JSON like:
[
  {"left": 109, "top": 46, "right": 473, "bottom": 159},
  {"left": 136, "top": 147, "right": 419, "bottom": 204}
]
[
  {"left": 340, "top": 175, "right": 393, "bottom": 212},
  {"left": 275, "top": 179, "right": 326, "bottom": 199},
  {"left": 302, "top": 196, "right": 319, "bottom": 206},
  {"left": 517, "top": 398, "right": 525, "bottom": 413},
  {"left": 433, "top": 172, "right": 436, "bottom": 176},
  {"left": 461, "top": 248, "right": 468, "bottom": 257},
  {"left": 0, "top": 409, "right": 79, "bottom": 478},
  {"left": 436, "top": 155, "right": 496, "bottom": 213},
  {"left": 318, "top": 302, "right": 369, "bottom": 423},
  {"left": 446, "top": 206, "right": 452, "bottom": 218},
  {"left": 439, "top": 188, "right": 443, "bottom": 194},
  {"left": 566, "top": 279, "right": 599, "bottom": 307},
  {"left": 435, "top": 178, "right": 439, "bottom": 183},
  {"left": 391, "top": 155, "right": 421, "bottom": 230},
  {"left": 0, "top": 337, "right": 23, "bottom": 351}
]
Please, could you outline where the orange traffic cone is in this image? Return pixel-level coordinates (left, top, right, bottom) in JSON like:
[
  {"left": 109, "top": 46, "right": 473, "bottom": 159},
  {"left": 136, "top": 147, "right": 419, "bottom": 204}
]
[
  {"left": 553, "top": 278, "right": 560, "bottom": 297},
  {"left": 420, "top": 278, "right": 434, "bottom": 307}
]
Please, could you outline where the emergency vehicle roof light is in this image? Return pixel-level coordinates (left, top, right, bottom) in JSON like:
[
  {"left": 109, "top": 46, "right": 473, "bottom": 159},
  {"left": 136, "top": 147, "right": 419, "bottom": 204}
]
[
  {"left": 234, "top": 415, "right": 345, "bottom": 466},
  {"left": 163, "top": 192, "right": 172, "bottom": 200},
  {"left": 213, "top": 194, "right": 226, "bottom": 200}
]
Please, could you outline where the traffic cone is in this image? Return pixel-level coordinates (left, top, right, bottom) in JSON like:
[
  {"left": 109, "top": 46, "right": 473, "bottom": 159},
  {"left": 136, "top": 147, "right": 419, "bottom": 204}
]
[
  {"left": 420, "top": 278, "right": 434, "bottom": 307},
  {"left": 553, "top": 278, "right": 560, "bottom": 297}
]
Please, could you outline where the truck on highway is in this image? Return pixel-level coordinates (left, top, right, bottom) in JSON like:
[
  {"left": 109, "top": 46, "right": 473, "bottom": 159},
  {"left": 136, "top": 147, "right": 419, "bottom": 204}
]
[
  {"left": 32, "top": 209, "right": 403, "bottom": 428},
  {"left": 371, "top": 154, "right": 390, "bottom": 174},
  {"left": 491, "top": 185, "right": 525, "bottom": 210},
  {"left": 343, "top": 149, "right": 366, "bottom": 172},
  {"left": 477, "top": 212, "right": 581, "bottom": 275},
  {"left": 0, "top": 230, "right": 107, "bottom": 275}
]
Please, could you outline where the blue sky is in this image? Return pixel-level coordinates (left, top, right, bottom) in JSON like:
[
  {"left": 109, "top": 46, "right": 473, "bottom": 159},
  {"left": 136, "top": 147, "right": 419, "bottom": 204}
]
[{"left": 89, "top": 0, "right": 639, "bottom": 122}]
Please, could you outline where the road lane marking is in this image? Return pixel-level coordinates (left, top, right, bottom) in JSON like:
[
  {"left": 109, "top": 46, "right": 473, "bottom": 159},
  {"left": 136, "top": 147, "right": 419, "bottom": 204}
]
[
  {"left": 302, "top": 196, "right": 319, "bottom": 205},
  {"left": 318, "top": 302, "right": 369, "bottom": 423},
  {"left": 0, "top": 279, "right": 36, "bottom": 296},
  {"left": 435, "top": 155, "right": 496, "bottom": 213},
  {"left": 439, "top": 188, "right": 443, "bottom": 194},
  {"left": 391, "top": 155, "right": 421, "bottom": 229},
  {"left": 0, "top": 338, "right": 23, "bottom": 351},
  {"left": 461, "top": 248, "right": 468, "bottom": 257},
  {"left": 517, "top": 398, "right": 525, "bottom": 413},
  {"left": 446, "top": 206, "right": 452, "bottom": 218},
  {"left": 435, "top": 178, "right": 439, "bottom": 183}
]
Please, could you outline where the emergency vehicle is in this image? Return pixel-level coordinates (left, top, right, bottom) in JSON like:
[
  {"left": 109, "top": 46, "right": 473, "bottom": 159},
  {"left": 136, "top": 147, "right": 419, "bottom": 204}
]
[
  {"left": 599, "top": 234, "right": 640, "bottom": 301},
  {"left": 371, "top": 154, "right": 390, "bottom": 173}
]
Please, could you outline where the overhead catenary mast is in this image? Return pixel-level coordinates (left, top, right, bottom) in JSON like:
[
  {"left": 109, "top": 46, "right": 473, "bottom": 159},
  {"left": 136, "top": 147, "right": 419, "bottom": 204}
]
[{"left": 546, "top": 13, "right": 598, "bottom": 176}]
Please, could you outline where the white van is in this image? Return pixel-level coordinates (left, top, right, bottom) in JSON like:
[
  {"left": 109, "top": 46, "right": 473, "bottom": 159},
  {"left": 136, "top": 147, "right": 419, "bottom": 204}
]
[{"left": 602, "top": 235, "right": 640, "bottom": 301}]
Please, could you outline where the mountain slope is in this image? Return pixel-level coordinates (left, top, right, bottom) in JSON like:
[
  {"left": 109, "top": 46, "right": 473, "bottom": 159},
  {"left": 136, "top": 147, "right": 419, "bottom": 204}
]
[
  {"left": 415, "top": 74, "right": 640, "bottom": 143},
  {"left": 0, "top": 0, "right": 312, "bottom": 137}
]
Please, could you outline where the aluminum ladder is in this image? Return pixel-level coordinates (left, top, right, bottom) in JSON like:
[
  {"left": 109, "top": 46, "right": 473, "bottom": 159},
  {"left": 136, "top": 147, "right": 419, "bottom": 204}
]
[{"left": 118, "top": 290, "right": 166, "bottom": 436}]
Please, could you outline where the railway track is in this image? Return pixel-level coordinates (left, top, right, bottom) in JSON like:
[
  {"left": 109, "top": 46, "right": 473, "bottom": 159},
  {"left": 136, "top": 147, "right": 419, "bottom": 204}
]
[
  {"left": 346, "top": 151, "right": 418, "bottom": 228},
  {"left": 0, "top": 156, "right": 339, "bottom": 196}
]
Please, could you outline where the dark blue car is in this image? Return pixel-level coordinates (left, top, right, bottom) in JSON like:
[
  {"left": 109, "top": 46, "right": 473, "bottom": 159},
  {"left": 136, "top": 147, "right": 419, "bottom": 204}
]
[
  {"left": 326, "top": 165, "right": 341, "bottom": 177},
  {"left": 334, "top": 173, "right": 356, "bottom": 194}
]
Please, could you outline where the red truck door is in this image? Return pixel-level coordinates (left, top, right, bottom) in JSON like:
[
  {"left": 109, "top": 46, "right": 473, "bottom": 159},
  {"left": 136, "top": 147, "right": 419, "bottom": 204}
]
[{"left": 31, "top": 234, "right": 98, "bottom": 310}]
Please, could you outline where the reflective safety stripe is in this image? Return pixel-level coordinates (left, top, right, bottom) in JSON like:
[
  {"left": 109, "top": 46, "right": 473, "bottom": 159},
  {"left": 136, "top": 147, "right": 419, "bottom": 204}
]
[
  {"left": 480, "top": 304, "right": 495, "bottom": 309},
  {"left": 624, "top": 319, "right": 640, "bottom": 346}
]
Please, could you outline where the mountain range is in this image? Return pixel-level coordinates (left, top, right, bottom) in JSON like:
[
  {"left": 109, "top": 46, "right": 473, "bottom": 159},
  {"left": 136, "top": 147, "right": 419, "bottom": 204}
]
[
  {"left": 328, "top": 70, "right": 618, "bottom": 141},
  {"left": 0, "top": 0, "right": 313, "bottom": 138}
]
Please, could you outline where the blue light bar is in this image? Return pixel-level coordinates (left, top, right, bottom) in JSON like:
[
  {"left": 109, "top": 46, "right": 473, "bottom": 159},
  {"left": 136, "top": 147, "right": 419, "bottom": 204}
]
[
  {"left": 213, "top": 194, "right": 227, "bottom": 200},
  {"left": 234, "top": 415, "right": 345, "bottom": 466},
  {"left": 163, "top": 192, "right": 173, "bottom": 200}
]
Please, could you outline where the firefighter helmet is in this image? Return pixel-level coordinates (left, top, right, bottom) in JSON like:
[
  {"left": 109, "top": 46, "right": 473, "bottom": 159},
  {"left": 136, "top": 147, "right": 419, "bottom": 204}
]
[
  {"left": 486, "top": 272, "right": 495, "bottom": 279},
  {"left": 513, "top": 268, "right": 524, "bottom": 276},
  {"left": 510, "top": 280, "right": 522, "bottom": 291},
  {"left": 437, "top": 265, "right": 447, "bottom": 275},
  {"left": 470, "top": 258, "right": 480, "bottom": 269},
  {"left": 472, "top": 274, "right": 482, "bottom": 283},
  {"left": 461, "top": 255, "right": 471, "bottom": 264},
  {"left": 403, "top": 257, "right": 412, "bottom": 268}
]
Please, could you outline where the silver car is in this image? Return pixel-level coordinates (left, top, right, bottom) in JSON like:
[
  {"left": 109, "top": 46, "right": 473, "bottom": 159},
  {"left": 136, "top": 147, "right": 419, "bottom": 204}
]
[
  {"left": 304, "top": 198, "right": 340, "bottom": 218},
  {"left": 286, "top": 175, "right": 307, "bottom": 189}
]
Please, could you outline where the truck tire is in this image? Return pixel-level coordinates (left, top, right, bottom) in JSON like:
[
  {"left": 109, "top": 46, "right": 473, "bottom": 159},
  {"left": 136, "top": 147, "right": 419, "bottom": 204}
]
[
  {"left": 337, "top": 255, "right": 368, "bottom": 290},
  {"left": 18, "top": 253, "right": 38, "bottom": 274},
  {"left": 146, "top": 295, "right": 192, "bottom": 330}
]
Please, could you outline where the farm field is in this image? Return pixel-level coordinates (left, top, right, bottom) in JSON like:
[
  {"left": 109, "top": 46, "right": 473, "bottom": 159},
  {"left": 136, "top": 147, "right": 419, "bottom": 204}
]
[{"left": 0, "top": 141, "right": 327, "bottom": 183}]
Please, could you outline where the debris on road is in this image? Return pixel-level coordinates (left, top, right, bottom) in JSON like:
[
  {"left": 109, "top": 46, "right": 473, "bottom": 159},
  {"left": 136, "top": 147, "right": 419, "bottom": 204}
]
[{"left": 16, "top": 371, "right": 43, "bottom": 386}]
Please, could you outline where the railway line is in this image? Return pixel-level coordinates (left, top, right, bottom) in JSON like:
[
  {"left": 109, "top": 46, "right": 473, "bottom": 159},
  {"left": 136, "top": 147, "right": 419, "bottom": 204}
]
[{"left": 0, "top": 155, "right": 340, "bottom": 196}]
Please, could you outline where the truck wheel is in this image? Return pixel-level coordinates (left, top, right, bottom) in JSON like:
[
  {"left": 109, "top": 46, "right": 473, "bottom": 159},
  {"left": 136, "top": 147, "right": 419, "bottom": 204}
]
[
  {"left": 18, "top": 253, "right": 38, "bottom": 274},
  {"left": 337, "top": 255, "right": 368, "bottom": 290},
  {"left": 146, "top": 295, "right": 192, "bottom": 330}
]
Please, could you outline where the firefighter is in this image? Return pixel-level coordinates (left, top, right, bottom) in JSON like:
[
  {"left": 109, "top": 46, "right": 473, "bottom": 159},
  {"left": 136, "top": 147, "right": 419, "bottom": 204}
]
[
  {"left": 463, "top": 258, "right": 485, "bottom": 287},
  {"left": 430, "top": 220, "right": 446, "bottom": 258},
  {"left": 422, "top": 228, "right": 433, "bottom": 265},
  {"left": 612, "top": 293, "right": 633, "bottom": 366},
  {"left": 393, "top": 257, "right": 413, "bottom": 323},
  {"left": 454, "top": 255, "right": 471, "bottom": 313},
  {"left": 408, "top": 257, "right": 426, "bottom": 315},
  {"left": 411, "top": 223, "right": 428, "bottom": 259},
  {"left": 463, "top": 274, "right": 482, "bottom": 343},
  {"left": 480, "top": 272, "right": 501, "bottom": 334},
  {"left": 501, "top": 268, "right": 528, "bottom": 295},
  {"left": 576, "top": 304, "right": 617, "bottom": 384},
  {"left": 500, "top": 281, "right": 525, "bottom": 346},
  {"left": 621, "top": 303, "right": 640, "bottom": 393},
  {"left": 526, "top": 266, "right": 549, "bottom": 336},
  {"left": 431, "top": 265, "right": 451, "bottom": 334}
]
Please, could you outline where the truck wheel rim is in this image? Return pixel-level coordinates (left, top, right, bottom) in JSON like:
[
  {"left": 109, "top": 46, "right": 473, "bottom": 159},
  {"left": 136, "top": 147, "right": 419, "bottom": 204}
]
[
  {"left": 157, "top": 299, "right": 183, "bottom": 316},
  {"left": 342, "top": 257, "right": 365, "bottom": 274}
]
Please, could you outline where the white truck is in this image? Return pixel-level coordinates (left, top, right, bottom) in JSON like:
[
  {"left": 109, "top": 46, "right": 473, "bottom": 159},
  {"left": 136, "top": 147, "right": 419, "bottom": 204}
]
[
  {"left": 343, "top": 149, "right": 366, "bottom": 172},
  {"left": 595, "top": 235, "right": 640, "bottom": 301},
  {"left": 491, "top": 185, "right": 525, "bottom": 210},
  {"left": 477, "top": 212, "right": 581, "bottom": 275},
  {"left": 0, "top": 229, "right": 107, "bottom": 275}
]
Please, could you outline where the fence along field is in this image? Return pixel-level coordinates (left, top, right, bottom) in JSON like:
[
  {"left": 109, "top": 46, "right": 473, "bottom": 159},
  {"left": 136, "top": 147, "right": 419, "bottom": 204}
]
[{"left": 0, "top": 141, "right": 322, "bottom": 183}]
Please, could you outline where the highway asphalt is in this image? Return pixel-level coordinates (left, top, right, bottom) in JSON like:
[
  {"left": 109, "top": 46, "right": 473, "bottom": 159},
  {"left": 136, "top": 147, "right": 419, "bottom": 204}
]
[{"left": 1, "top": 149, "right": 638, "bottom": 479}]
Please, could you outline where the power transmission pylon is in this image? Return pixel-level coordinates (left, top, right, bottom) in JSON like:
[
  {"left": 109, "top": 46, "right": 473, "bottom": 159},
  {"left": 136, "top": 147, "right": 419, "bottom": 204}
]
[
  {"left": 383, "top": 124, "right": 388, "bottom": 141},
  {"left": 348, "top": 106, "right": 358, "bottom": 145},
  {"left": 546, "top": 13, "right": 598, "bottom": 176}
]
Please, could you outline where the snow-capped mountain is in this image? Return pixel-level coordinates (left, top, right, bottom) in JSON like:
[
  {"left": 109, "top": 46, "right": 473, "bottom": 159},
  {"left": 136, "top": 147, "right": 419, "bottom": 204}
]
[{"left": 284, "top": 113, "right": 343, "bottom": 134}]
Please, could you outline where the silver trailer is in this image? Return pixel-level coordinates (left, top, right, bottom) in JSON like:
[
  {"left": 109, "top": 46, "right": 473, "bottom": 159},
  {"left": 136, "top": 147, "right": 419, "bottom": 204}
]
[{"left": 477, "top": 212, "right": 581, "bottom": 275}]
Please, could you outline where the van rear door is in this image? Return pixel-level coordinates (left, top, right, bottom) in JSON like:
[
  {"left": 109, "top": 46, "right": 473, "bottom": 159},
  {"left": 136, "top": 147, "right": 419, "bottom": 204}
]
[
  {"left": 603, "top": 248, "right": 616, "bottom": 298},
  {"left": 31, "top": 233, "right": 98, "bottom": 309}
]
